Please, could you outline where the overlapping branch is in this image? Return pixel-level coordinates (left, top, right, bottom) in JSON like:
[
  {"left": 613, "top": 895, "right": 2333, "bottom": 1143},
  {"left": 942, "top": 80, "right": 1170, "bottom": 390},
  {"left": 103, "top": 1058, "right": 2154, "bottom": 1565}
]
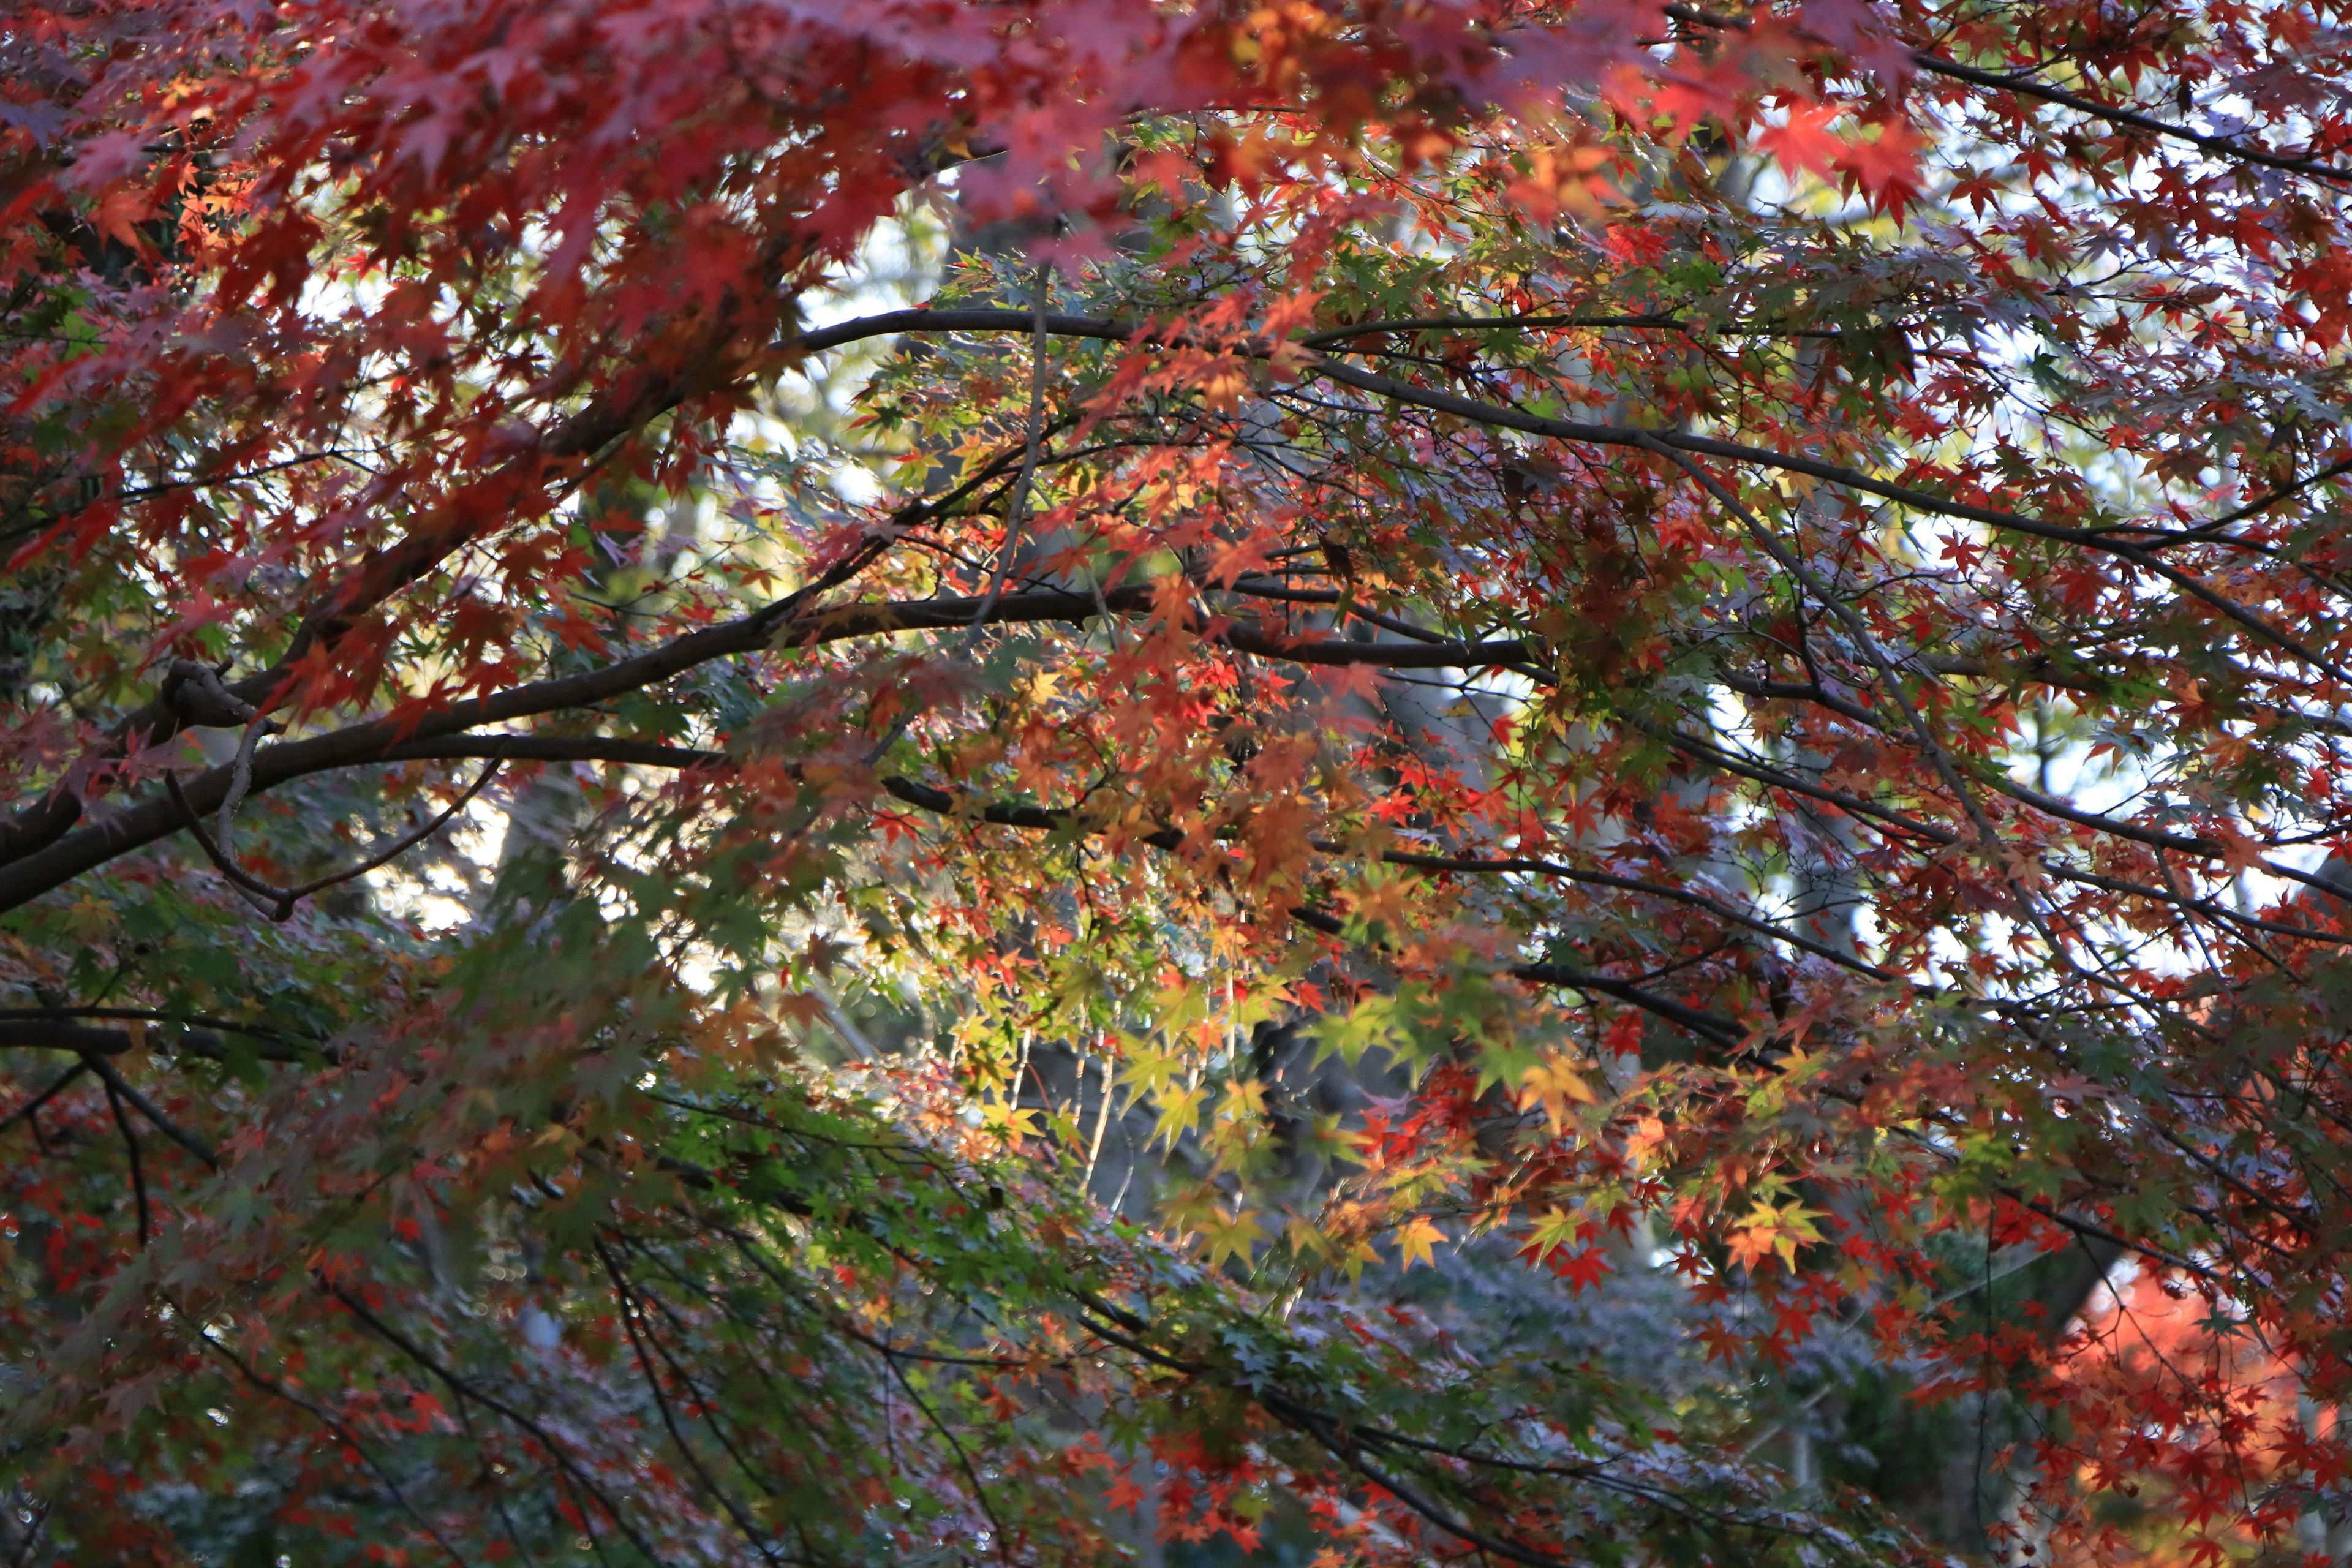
[{"left": 0, "top": 584, "right": 1525, "bottom": 911}]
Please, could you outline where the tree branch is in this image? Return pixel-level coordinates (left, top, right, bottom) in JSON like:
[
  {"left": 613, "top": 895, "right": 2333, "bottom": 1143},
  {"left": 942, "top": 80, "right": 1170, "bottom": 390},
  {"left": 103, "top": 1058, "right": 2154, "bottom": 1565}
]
[
  {"left": 193, "top": 1322, "right": 477, "bottom": 1568},
  {"left": 1657, "top": 4, "right": 2352, "bottom": 184},
  {"left": 1914, "top": 53, "right": 2352, "bottom": 185},
  {"left": 165, "top": 755, "right": 504, "bottom": 922},
  {"left": 0, "top": 586, "right": 1520, "bottom": 910},
  {"left": 327, "top": 1286, "right": 666, "bottom": 1564},
  {"left": 99, "top": 1072, "right": 150, "bottom": 1247},
  {"left": 78, "top": 1052, "right": 219, "bottom": 1169},
  {"left": 0, "top": 1062, "right": 89, "bottom": 1139},
  {"left": 590, "top": 1237, "right": 783, "bottom": 1566},
  {"left": 784, "top": 307, "right": 2342, "bottom": 677},
  {"left": 0, "top": 1020, "right": 146, "bottom": 1055}
]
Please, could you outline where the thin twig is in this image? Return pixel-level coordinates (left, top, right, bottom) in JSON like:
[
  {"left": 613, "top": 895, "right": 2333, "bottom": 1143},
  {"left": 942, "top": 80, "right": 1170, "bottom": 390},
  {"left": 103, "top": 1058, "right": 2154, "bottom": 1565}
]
[
  {"left": 79, "top": 1052, "right": 219, "bottom": 1168},
  {"left": 872, "top": 1340, "right": 1019, "bottom": 1564},
  {"left": 195, "top": 1322, "right": 475, "bottom": 1568},
  {"left": 99, "top": 1074, "right": 149, "bottom": 1247},
  {"left": 859, "top": 266, "right": 1055, "bottom": 778},
  {"left": 0, "top": 1062, "right": 88, "bottom": 1139},
  {"left": 168, "top": 755, "right": 504, "bottom": 922},
  {"left": 591, "top": 1237, "right": 783, "bottom": 1564},
  {"left": 963, "top": 263, "right": 1055, "bottom": 646},
  {"left": 327, "top": 1286, "right": 665, "bottom": 1565}
]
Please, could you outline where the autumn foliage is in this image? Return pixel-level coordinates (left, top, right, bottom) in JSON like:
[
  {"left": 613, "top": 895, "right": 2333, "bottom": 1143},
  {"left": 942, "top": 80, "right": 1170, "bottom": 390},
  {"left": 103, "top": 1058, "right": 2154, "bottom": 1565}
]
[{"left": 6, "top": 0, "right": 2352, "bottom": 1564}]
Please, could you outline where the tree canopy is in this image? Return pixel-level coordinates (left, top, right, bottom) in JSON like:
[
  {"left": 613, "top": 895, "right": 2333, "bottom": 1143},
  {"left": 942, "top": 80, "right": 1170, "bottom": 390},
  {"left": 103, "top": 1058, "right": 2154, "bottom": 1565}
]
[{"left": 7, "top": 1, "right": 2352, "bottom": 1563}]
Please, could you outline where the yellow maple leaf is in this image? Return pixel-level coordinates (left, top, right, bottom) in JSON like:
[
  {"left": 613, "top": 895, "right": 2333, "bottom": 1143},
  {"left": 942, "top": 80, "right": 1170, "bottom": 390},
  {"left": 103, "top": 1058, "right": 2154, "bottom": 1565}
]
[
  {"left": 1219, "top": 1077, "right": 1269, "bottom": 1120},
  {"left": 1730, "top": 1199, "right": 1828, "bottom": 1271},
  {"left": 1152, "top": 1081, "right": 1208, "bottom": 1147},
  {"left": 61, "top": 895, "right": 113, "bottom": 943},
  {"left": 1521, "top": 1053, "right": 1597, "bottom": 1129},
  {"left": 1161, "top": 1182, "right": 1224, "bottom": 1233},
  {"left": 1393, "top": 1215, "right": 1446, "bottom": 1270},
  {"left": 981, "top": 1095, "right": 1042, "bottom": 1144},
  {"left": 1202, "top": 1206, "right": 1268, "bottom": 1271},
  {"left": 1118, "top": 1044, "right": 1183, "bottom": 1099}
]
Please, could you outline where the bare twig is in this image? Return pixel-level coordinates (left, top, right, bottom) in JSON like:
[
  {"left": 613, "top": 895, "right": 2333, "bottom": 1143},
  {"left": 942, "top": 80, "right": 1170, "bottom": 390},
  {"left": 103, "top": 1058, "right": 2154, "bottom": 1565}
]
[
  {"left": 591, "top": 1237, "right": 783, "bottom": 1565},
  {"left": 194, "top": 1321, "right": 476, "bottom": 1568},
  {"left": 966, "top": 263, "right": 1055, "bottom": 644},
  {"left": 0, "top": 1062, "right": 88, "bottom": 1139},
  {"left": 327, "top": 1286, "right": 665, "bottom": 1565},
  {"left": 98, "top": 1073, "right": 150, "bottom": 1246},
  {"left": 78, "top": 1052, "right": 219, "bottom": 1169},
  {"left": 168, "top": 755, "right": 504, "bottom": 922}
]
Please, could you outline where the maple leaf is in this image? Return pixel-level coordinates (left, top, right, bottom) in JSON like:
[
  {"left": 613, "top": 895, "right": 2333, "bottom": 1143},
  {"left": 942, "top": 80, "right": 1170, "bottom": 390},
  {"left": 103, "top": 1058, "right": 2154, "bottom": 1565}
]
[
  {"left": 1550, "top": 1245, "right": 1612, "bottom": 1294},
  {"left": 1392, "top": 1215, "right": 1446, "bottom": 1270},
  {"left": 1833, "top": 118, "right": 1924, "bottom": 217},
  {"left": 1755, "top": 102, "right": 1847, "bottom": 180},
  {"left": 1201, "top": 1205, "right": 1269, "bottom": 1271},
  {"left": 1520, "top": 1053, "right": 1597, "bottom": 1129},
  {"left": 2212, "top": 822, "right": 2267, "bottom": 876},
  {"left": 1729, "top": 1199, "right": 1829, "bottom": 1272},
  {"left": 12, "top": 0, "right": 2352, "bottom": 1559},
  {"left": 1118, "top": 1043, "right": 1183, "bottom": 1100},
  {"left": 774, "top": 990, "right": 829, "bottom": 1028},
  {"left": 59, "top": 894, "right": 113, "bottom": 943},
  {"left": 1219, "top": 1076, "right": 1269, "bottom": 1121},
  {"left": 1519, "top": 1205, "right": 1583, "bottom": 1262},
  {"left": 981, "top": 1094, "right": 1042, "bottom": 1144},
  {"left": 1151, "top": 1081, "right": 1209, "bottom": 1147}
]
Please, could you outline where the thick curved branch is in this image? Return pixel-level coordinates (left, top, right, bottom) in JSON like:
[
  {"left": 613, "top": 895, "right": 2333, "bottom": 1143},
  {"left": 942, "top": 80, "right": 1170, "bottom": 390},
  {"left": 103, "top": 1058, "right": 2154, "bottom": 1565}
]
[
  {"left": 1296, "top": 312, "right": 1849, "bottom": 344},
  {"left": 13, "top": 642, "right": 2296, "bottom": 1049},
  {"left": 1302, "top": 358, "right": 2348, "bottom": 682},
  {"left": 0, "top": 585, "right": 1522, "bottom": 910},
  {"left": 786, "top": 308, "right": 2298, "bottom": 552},
  {"left": 796, "top": 307, "right": 2342, "bottom": 676},
  {"left": 10, "top": 300, "right": 2308, "bottom": 886},
  {"left": 0, "top": 1009, "right": 303, "bottom": 1058}
]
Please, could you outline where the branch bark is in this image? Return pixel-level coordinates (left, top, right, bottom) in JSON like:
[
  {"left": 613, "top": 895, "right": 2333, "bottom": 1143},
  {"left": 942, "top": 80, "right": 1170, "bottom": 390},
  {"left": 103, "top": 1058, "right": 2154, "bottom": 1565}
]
[{"left": 0, "top": 586, "right": 1523, "bottom": 910}]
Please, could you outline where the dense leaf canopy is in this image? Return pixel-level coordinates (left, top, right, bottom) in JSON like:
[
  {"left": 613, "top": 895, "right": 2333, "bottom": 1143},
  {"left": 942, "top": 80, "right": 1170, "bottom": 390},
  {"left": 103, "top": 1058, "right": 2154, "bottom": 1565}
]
[{"left": 7, "top": 1, "right": 2352, "bottom": 1564}]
